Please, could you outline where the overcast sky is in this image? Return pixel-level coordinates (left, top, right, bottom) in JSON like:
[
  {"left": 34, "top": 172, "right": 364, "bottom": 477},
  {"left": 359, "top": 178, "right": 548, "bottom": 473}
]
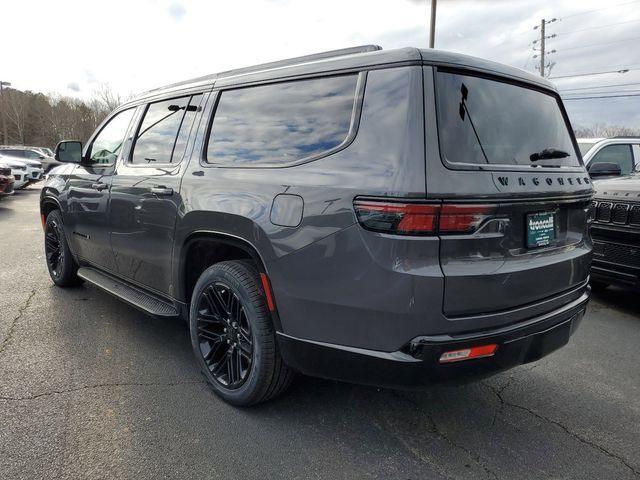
[{"left": 2, "top": 0, "right": 639, "bottom": 129}]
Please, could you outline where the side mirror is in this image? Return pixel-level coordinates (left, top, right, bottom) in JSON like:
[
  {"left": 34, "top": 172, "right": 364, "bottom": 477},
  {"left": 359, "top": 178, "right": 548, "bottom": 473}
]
[
  {"left": 55, "top": 141, "right": 83, "bottom": 163},
  {"left": 588, "top": 162, "right": 622, "bottom": 178}
]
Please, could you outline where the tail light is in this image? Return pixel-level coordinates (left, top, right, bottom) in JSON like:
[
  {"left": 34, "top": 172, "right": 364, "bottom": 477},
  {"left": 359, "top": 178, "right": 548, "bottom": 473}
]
[
  {"left": 353, "top": 200, "right": 439, "bottom": 235},
  {"left": 354, "top": 199, "right": 495, "bottom": 236},
  {"left": 439, "top": 204, "right": 496, "bottom": 233}
]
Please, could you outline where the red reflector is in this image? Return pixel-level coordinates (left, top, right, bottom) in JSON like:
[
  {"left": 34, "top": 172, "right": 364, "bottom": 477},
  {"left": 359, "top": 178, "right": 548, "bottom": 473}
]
[
  {"left": 439, "top": 344, "right": 498, "bottom": 363},
  {"left": 439, "top": 204, "right": 495, "bottom": 233},
  {"left": 259, "top": 273, "right": 276, "bottom": 312},
  {"left": 41, "top": 214, "right": 46, "bottom": 230}
]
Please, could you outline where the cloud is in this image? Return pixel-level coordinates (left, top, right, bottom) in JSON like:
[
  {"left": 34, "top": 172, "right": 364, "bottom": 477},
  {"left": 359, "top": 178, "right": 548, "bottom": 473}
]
[
  {"left": 1, "top": 0, "right": 639, "bottom": 128},
  {"left": 167, "top": 3, "right": 186, "bottom": 20},
  {"left": 66, "top": 82, "right": 80, "bottom": 92}
]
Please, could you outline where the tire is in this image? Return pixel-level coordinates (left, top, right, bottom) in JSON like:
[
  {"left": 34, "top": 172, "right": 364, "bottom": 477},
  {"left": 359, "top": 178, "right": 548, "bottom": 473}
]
[
  {"left": 189, "top": 260, "right": 293, "bottom": 406},
  {"left": 44, "top": 210, "right": 82, "bottom": 287},
  {"left": 590, "top": 280, "right": 609, "bottom": 293}
]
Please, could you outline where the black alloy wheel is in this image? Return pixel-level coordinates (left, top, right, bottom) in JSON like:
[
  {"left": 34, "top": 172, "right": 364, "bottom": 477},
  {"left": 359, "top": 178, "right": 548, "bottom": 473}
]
[
  {"left": 45, "top": 217, "right": 64, "bottom": 278},
  {"left": 189, "top": 261, "right": 293, "bottom": 406},
  {"left": 196, "top": 281, "right": 254, "bottom": 389},
  {"left": 43, "top": 209, "right": 82, "bottom": 287}
]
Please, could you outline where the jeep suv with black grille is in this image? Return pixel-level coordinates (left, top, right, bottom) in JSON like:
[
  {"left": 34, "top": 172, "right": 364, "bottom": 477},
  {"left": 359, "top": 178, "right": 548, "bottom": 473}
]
[
  {"left": 41, "top": 46, "right": 592, "bottom": 406},
  {"left": 590, "top": 176, "right": 640, "bottom": 289}
]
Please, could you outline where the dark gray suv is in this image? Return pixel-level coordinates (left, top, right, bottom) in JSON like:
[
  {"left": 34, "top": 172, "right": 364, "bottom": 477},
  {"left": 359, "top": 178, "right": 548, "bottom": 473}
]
[{"left": 41, "top": 46, "right": 593, "bottom": 406}]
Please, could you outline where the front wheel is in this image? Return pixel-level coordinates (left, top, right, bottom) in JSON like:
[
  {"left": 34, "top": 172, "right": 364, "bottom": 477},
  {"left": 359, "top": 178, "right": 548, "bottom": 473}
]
[
  {"left": 189, "top": 261, "right": 293, "bottom": 406},
  {"left": 44, "top": 210, "right": 82, "bottom": 287}
]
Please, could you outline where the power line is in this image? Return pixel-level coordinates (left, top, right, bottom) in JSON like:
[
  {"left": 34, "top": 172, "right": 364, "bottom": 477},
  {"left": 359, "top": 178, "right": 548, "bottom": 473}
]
[
  {"left": 559, "top": 0, "right": 640, "bottom": 20},
  {"left": 562, "top": 93, "right": 640, "bottom": 100},
  {"left": 559, "top": 35, "right": 640, "bottom": 52},
  {"left": 555, "top": 18, "right": 640, "bottom": 35},
  {"left": 549, "top": 68, "right": 640, "bottom": 79},
  {"left": 559, "top": 81, "right": 640, "bottom": 92},
  {"left": 563, "top": 89, "right": 640, "bottom": 96}
]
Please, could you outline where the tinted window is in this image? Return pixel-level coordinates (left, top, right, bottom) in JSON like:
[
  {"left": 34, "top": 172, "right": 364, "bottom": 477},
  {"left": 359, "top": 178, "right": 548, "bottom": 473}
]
[
  {"left": 206, "top": 75, "right": 358, "bottom": 166},
  {"left": 89, "top": 108, "right": 136, "bottom": 165},
  {"left": 173, "top": 94, "right": 202, "bottom": 163},
  {"left": 589, "top": 144, "right": 634, "bottom": 174},
  {"left": 132, "top": 96, "right": 197, "bottom": 164},
  {"left": 436, "top": 71, "right": 580, "bottom": 167},
  {"left": 25, "top": 150, "right": 41, "bottom": 159},
  {"left": 0, "top": 149, "right": 24, "bottom": 158}
]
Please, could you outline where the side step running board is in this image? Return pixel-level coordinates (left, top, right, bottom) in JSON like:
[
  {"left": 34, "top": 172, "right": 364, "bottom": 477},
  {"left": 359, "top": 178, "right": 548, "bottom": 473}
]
[{"left": 77, "top": 267, "right": 178, "bottom": 317}]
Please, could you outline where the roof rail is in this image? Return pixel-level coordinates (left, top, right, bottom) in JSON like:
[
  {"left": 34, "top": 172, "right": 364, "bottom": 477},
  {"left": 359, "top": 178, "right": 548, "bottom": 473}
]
[
  {"left": 216, "top": 45, "right": 382, "bottom": 79},
  {"left": 141, "top": 45, "right": 382, "bottom": 95}
]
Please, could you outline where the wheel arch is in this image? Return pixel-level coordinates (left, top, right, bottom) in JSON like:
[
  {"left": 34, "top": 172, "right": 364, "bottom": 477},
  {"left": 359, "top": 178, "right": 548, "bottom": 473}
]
[
  {"left": 177, "top": 230, "right": 272, "bottom": 306},
  {"left": 40, "top": 190, "right": 62, "bottom": 221}
]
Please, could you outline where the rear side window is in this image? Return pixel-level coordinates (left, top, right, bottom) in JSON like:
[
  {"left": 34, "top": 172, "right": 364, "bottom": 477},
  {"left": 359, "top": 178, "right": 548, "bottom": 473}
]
[
  {"left": 131, "top": 95, "right": 201, "bottom": 165},
  {"left": 589, "top": 144, "right": 634, "bottom": 174},
  {"left": 436, "top": 71, "right": 580, "bottom": 168},
  {"left": 206, "top": 75, "right": 359, "bottom": 166}
]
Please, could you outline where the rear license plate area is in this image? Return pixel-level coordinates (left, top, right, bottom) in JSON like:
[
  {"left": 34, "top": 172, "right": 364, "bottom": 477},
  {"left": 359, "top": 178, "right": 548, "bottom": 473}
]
[{"left": 526, "top": 211, "right": 556, "bottom": 248}]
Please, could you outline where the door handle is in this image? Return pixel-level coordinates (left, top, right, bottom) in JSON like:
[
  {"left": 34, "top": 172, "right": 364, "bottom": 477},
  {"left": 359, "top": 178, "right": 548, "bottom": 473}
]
[
  {"left": 91, "top": 182, "right": 108, "bottom": 191},
  {"left": 150, "top": 186, "right": 174, "bottom": 196}
]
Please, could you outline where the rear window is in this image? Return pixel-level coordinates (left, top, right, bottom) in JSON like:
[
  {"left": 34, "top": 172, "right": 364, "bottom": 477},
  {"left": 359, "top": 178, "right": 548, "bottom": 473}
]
[
  {"left": 436, "top": 71, "right": 580, "bottom": 167},
  {"left": 206, "top": 75, "right": 358, "bottom": 166}
]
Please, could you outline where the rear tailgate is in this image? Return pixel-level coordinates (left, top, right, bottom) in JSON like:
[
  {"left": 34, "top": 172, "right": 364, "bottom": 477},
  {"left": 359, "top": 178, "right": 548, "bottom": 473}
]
[
  {"left": 440, "top": 195, "right": 591, "bottom": 316},
  {"left": 426, "top": 66, "right": 593, "bottom": 319}
]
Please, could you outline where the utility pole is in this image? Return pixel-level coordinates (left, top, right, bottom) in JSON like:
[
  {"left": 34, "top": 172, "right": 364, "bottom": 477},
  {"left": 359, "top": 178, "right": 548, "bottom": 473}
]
[
  {"left": 0, "top": 80, "right": 10, "bottom": 145},
  {"left": 539, "top": 18, "right": 546, "bottom": 77},
  {"left": 429, "top": 0, "right": 437, "bottom": 48},
  {"left": 533, "top": 18, "right": 556, "bottom": 78}
]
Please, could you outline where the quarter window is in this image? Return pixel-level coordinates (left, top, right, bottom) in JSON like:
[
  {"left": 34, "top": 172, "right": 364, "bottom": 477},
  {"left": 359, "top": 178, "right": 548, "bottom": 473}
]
[
  {"left": 589, "top": 144, "right": 634, "bottom": 175},
  {"left": 131, "top": 95, "right": 201, "bottom": 165},
  {"left": 206, "top": 75, "right": 359, "bottom": 166},
  {"left": 89, "top": 108, "right": 136, "bottom": 165}
]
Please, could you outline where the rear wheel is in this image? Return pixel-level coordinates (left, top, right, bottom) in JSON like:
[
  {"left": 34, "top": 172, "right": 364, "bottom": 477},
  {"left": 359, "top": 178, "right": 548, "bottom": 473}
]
[
  {"left": 44, "top": 210, "right": 82, "bottom": 287},
  {"left": 189, "top": 261, "right": 293, "bottom": 406}
]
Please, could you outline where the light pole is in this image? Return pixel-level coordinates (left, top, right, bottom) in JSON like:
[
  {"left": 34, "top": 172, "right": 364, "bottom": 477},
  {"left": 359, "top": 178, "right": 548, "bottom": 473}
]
[
  {"left": 0, "top": 80, "right": 10, "bottom": 145},
  {"left": 429, "top": 0, "right": 437, "bottom": 48}
]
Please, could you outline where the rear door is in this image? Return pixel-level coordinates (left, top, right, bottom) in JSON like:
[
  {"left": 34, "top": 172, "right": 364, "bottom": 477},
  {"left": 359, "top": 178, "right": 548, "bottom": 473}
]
[
  {"left": 109, "top": 93, "right": 204, "bottom": 295},
  {"left": 427, "top": 67, "right": 592, "bottom": 318}
]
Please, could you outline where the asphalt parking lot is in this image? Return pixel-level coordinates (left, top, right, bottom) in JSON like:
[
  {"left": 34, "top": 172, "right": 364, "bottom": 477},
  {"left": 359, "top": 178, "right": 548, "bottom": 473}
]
[{"left": 1, "top": 186, "right": 639, "bottom": 480}]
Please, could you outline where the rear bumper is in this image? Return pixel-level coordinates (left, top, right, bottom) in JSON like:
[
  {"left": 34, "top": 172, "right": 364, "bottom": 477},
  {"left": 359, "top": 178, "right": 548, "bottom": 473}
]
[{"left": 277, "top": 289, "right": 589, "bottom": 388}]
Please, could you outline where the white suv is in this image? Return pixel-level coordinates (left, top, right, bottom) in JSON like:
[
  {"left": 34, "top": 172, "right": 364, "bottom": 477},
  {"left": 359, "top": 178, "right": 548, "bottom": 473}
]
[
  {"left": 0, "top": 156, "right": 30, "bottom": 189},
  {"left": 0, "top": 146, "right": 58, "bottom": 172},
  {"left": 577, "top": 137, "right": 640, "bottom": 178}
]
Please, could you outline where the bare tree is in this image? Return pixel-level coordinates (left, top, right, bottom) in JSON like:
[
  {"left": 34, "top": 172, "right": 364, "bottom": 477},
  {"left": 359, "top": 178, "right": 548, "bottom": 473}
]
[
  {"left": 94, "top": 83, "right": 124, "bottom": 112},
  {"left": 0, "top": 87, "right": 114, "bottom": 147},
  {"left": 574, "top": 124, "right": 640, "bottom": 138},
  {"left": 3, "top": 88, "right": 30, "bottom": 144}
]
